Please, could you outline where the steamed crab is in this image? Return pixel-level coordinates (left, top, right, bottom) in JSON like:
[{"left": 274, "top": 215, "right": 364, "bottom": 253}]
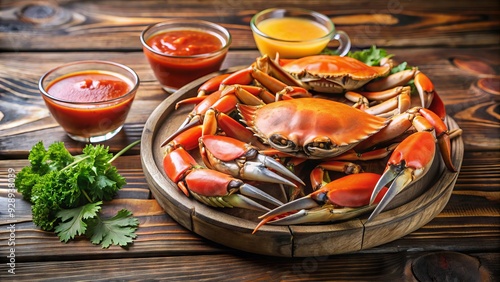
[
  {"left": 277, "top": 54, "right": 392, "bottom": 93},
  {"left": 159, "top": 51, "right": 460, "bottom": 232}
]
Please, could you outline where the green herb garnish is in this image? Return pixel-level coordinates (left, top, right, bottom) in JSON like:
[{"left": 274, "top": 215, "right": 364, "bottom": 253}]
[
  {"left": 347, "top": 45, "right": 393, "bottom": 66},
  {"left": 15, "top": 140, "right": 140, "bottom": 248}
]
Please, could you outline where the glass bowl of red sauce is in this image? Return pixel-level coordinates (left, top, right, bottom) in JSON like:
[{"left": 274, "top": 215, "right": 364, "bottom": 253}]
[
  {"left": 39, "top": 60, "right": 139, "bottom": 142},
  {"left": 141, "top": 19, "right": 231, "bottom": 93}
]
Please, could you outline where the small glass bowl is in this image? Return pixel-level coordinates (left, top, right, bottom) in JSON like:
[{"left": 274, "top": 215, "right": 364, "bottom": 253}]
[
  {"left": 140, "top": 19, "right": 231, "bottom": 93},
  {"left": 39, "top": 60, "right": 139, "bottom": 142},
  {"left": 250, "top": 8, "right": 350, "bottom": 59}
]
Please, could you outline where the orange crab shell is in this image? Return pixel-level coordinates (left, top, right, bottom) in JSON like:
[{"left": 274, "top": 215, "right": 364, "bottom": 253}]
[
  {"left": 237, "top": 98, "right": 387, "bottom": 159},
  {"left": 281, "top": 55, "right": 391, "bottom": 93}
]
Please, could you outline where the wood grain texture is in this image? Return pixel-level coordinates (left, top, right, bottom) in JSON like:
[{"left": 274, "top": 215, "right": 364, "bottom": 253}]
[
  {"left": 0, "top": 0, "right": 498, "bottom": 280},
  {"left": 0, "top": 0, "right": 499, "bottom": 51},
  {"left": 0, "top": 252, "right": 498, "bottom": 281}
]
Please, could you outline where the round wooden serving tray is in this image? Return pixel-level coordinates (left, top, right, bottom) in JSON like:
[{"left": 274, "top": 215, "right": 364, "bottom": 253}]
[{"left": 141, "top": 67, "right": 464, "bottom": 257}]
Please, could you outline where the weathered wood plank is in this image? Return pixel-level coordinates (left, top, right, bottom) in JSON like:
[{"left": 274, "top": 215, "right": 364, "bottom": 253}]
[
  {"left": 0, "top": 0, "right": 498, "bottom": 51},
  {"left": 0, "top": 0, "right": 498, "bottom": 279},
  {"left": 0, "top": 252, "right": 497, "bottom": 281}
]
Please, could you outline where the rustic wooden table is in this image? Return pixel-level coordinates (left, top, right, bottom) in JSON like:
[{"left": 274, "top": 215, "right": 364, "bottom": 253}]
[{"left": 0, "top": 0, "right": 498, "bottom": 281}]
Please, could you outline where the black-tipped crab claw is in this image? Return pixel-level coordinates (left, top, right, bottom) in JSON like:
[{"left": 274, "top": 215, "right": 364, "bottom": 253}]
[
  {"left": 200, "top": 135, "right": 305, "bottom": 188},
  {"left": 163, "top": 147, "right": 283, "bottom": 212},
  {"left": 253, "top": 173, "right": 388, "bottom": 233},
  {"left": 188, "top": 172, "right": 284, "bottom": 212},
  {"left": 367, "top": 131, "right": 437, "bottom": 222}
]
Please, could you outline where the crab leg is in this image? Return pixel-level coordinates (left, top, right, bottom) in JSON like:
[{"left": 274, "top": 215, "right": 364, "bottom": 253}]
[
  {"left": 162, "top": 90, "right": 238, "bottom": 146},
  {"left": 203, "top": 109, "right": 261, "bottom": 146},
  {"left": 364, "top": 68, "right": 439, "bottom": 112},
  {"left": 345, "top": 86, "right": 411, "bottom": 117},
  {"left": 310, "top": 161, "right": 362, "bottom": 190},
  {"left": 163, "top": 147, "right": 282, "bottom": 211},
  {"left": 197, "top": 73, "right": 231, "bottom": 96},
  {"left": 176, "top": 84, "right": 267, "bottom": 109},
  {"left": 414, "top": 71, "right": 435, "bottom": 108},
  {"left": 254, "top": 55, "right": 306, "bottom": 89},
  {"left": 162, "top": 83, "right": 270, "bottom": 147},
  {"left": 428, "top": 90, "right": 446, "bottom": 120},
  {"left": 357, "top": 107, "right": 456, "bottom": 172},
  {"left": 418, "top": 108, "right": 456, "bottom": 172},
  {"left": 365, "top": 68, "right": 417, "bottom": 92},
  {"left": 253, "top": 173, "right": 388, "bottom": 233},
  {"left": 220, "top": 66, "right": 254, "bottom": 87},
  {"left": 163, "top": 125, "right": 203, "bottom": 153},
  {"left": 221, "top": 85, "right": 267, "bottom": 106},
  {"left": 367, "top": 131, "right": 436, "bottom": 222},
  {"left": 251, "top": 68, "right": 296, "bottom": 95}
]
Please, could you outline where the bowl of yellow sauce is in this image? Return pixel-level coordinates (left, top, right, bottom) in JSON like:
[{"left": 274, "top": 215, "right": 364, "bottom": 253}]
[{"left": 250, "top": 8, "right": 350, "bottom": 59}]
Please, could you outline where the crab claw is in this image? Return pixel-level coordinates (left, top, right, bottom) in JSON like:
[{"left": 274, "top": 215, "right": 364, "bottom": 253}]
[
  {"left": 367, "top": 131, "right": 436, "bottom": 222},
  {"left": 195, "top": 183, "right": 284, "bottom": 211},
  {"left": 200, "top": 135, "right": 305, "bottom": 187},
  {"left": 164, "top": 145, "right": 284, "bottom": 212},
  {"left": 414, "top": 71, "right": 436, "bottom": 109},
  {"left": 253, "top": 173, "right": 388, "bottom": 233},
  {"left": 186, "top": 169, "right": 283, "bottom": 211},
  {"left": 255, "top": 201, "right": 377, "bottom": 231}
]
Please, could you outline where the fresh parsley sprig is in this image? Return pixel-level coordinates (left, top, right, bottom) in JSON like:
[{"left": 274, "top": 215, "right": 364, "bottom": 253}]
[{"left": 15, "top": 140, "right": 140, "bottom": 248}]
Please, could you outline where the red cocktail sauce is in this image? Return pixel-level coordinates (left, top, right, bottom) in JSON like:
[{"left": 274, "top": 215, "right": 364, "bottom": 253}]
[
  {"left": 143, "top": 29, "right": 227, "bottom": 90},
  {"left": 43, "top": 71, "right": 135, "bottom": 137}
]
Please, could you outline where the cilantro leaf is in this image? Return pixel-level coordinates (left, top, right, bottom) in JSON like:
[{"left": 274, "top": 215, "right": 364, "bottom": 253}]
[
  {"left": 55, "top": 202, "right": 102, "bottom": 242},
  {"left": 73, "top": 144, "right": 123, "bottom": 202},
  {"left": 391, "top": 61, "right": 411, "bottom": 74},
  {"left": 347, "top": 46, "right": 415, "bottom": 92},
  {"left": 86, "top": 209, "right": 139, "bottom": 248}
]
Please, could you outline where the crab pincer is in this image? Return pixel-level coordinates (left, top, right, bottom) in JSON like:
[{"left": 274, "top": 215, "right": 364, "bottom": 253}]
[
  {"left": 162, "top": 121, "right": 307, "bottom": 211},
  {"left": 253, "top": 173, "right": 388, "bottom": 233},
  {"left": 164, "top": 146, "right": 284, "bottom": 211},
  {"left": 199, "top": 135, "right": 304, "bottom": 187},
  {"left": 367, "top": 131, "right": 437, "bottom": 222}
]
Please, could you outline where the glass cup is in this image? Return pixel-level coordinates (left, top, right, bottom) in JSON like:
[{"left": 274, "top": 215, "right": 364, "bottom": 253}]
[
  {"left": 141, "top": 19, "right": 232, "bottom": 93},
  {"left": 250, "top": 8, "right": 351, "bottom": 59},
  {"left": 39, "top": 60, "right": 139, "bottom": 143}
]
